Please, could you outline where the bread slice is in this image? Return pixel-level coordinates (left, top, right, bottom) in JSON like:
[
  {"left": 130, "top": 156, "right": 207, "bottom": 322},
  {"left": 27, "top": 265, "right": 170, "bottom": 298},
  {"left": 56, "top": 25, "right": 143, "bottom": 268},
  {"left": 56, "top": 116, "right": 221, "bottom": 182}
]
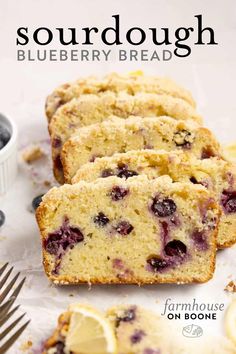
[
  {"left": 72, "top": 150, "right": 236, "bottom": 249},
  {"left": 49, "top": 92, "right": 202, "bottom": 184},
  {"left": 45, "top": 72, "right": 196, "bottom": 120},
  {"left": 107, "top": 305, "right": 183, "bottom": 354},
  {"left": 61, "top": 116, "right": 222, "bottom": 183},
  {"left": 36, "top": 175, "right": 219, "bottom": 285},
  {"left": 41, "top": 303, "right": 236, "bottom": 354}
]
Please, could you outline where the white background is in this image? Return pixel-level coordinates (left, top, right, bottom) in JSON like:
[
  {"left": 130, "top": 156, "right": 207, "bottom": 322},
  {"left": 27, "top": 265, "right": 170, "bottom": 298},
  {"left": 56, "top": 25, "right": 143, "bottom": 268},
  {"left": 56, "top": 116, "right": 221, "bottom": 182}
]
[{"left": 0, "top": 0, "right": 236, "bottom": 352}]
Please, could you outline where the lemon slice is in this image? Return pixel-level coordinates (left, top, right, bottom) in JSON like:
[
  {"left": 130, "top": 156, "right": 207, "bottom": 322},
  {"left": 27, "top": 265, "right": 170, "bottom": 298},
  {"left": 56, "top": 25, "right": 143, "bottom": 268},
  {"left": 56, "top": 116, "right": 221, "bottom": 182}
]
[
  {"left": 65, "top": 304, "right": 117, "bottom": 354},
  {"left": 225, "top": 299, "right": 236, "bottom": 345}
]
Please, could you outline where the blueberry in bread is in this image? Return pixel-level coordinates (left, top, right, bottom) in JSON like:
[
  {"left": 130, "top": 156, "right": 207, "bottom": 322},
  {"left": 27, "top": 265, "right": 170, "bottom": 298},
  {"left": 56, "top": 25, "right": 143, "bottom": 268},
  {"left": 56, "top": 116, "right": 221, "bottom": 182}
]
[
  {"left": 61, "top": 116, "right": 221, "bottom": 183},
  {"left": 45, "top": 72, "right": 196, "bottom": 121},
  {"left": 49, "top": 92, "right": 202, "bottom": 184},
  {"left": 72, "top": 150, "right": 236, "bottom": 249},
  {"left": 36, "top": 175, "right": 219, "bottom": 285}
]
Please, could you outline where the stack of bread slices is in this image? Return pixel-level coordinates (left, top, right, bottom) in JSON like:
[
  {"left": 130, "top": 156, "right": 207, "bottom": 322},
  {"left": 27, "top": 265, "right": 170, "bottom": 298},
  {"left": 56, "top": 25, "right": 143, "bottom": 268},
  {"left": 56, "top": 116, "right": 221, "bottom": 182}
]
[{"left": 36, "top": 72, "right": 236, "bottom": 285}]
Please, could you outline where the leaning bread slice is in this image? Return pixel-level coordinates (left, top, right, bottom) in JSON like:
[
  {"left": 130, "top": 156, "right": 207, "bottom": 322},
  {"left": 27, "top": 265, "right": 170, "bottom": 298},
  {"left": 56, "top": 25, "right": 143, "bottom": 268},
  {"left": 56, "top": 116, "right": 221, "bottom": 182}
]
[
  {"left": 72, "top": 150, "right": 236, "bottom": 249},
  {"left": 49, "top": 91, "right": 202, "bottom": 184},
  {"left": 61, "top": 116, "right": 222, "bottom": 183},
  {"left": 45, "top": 72, "right": 196, "bottom": 120},
  {"left": 36, "top": 175, "right": 219, "bottom": 285}
]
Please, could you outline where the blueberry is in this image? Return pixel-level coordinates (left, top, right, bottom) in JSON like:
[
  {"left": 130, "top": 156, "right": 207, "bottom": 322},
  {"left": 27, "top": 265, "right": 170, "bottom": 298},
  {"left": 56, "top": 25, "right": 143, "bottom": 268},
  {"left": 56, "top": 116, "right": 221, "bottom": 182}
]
[
  {"left": 164, "top": 240, "right": 187, "bottom": 258},
  {"left": 0, "top": 126, "right": 11, "bottom": 150},
  {"left": 117, "top": 165, "right": 138, "bottom": 179},
  {"left": 173, "top": 130, "right": 193, "bottom": 149},
  {"left": 45, "top": 235, "right": 61, "bottom": 255},
  {"left": 190, "top": 176, "right": 208, "bottom": 188},
  {"left": 191, "top": 230, "right": 208, "bottom": 251},
  {"left": 55, "top": 341, "right": 65, "bottom": 354},
  {"left": 32, "top": 194, "right": 44, "bottom": 210},
  {"left": 143, "top": 349, "right": 161, "bottom": 354},
  {"left": 115, "top": 221, "right": 133, "bottom": 235},
  {"left": 130, "top": 329, "right": 146, "bottom": 344},
  {"left": 190, "top": 176, "right": 198, "bottom": 184},
  {"left": 44, "top": 218, "right": 84, "bottom": 255},
  {"left": 221, "top": 190, "right": 236, "bottom": 214},
  {"left": 116, "top": 307, "right": 136, "bottom": 327},
  {"left": 0, "top": 210, "right": 5, "bottom": 228},
  {"left": 101, "top": 169, "right": 114, "bottom": 178},
  {"left": 151, "top": 197, "right": 177, "bottom": 217},
  {"left": 93, "top": 212, "right": 110, "bottom": 227},
  {"left": 110, "top": 186, "right": 129, "bottom": 201},
  {"left": 147, "top": 256, "right": 169, "bottom": 271}
]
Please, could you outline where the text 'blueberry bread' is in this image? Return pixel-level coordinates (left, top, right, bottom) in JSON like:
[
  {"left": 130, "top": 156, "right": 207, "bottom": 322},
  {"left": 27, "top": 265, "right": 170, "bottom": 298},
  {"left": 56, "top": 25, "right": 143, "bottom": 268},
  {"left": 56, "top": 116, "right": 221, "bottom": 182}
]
[
  {"left": 45, "top": 72, "right": 196, "bottom": 121},
  {"left": 72, "top": 150, "right": 236, "bottom": 249},
  {"left": 49, "top": 91, "right": 202, "bottom": 184},
  {"left": 61, "top": 116, "right": 222, "bottom": 183},
  {"left": 36, "top": 175, "right": 219, "bottom": 285}
]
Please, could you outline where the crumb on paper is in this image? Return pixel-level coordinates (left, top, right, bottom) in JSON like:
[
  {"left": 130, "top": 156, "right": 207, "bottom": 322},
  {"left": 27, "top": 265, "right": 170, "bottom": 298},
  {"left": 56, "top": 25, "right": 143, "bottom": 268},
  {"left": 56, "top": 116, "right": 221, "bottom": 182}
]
[
  {"left": 69, "top": 293, "right": 74, "bottom": 297},
  {"left": 19, "top": 340, "right": 33, "bottom": 352},
  {"left": 22, "top": 145, "right": 44, "bottom": 164},
  {"left": 225, "top": 280, "right": 236, "bottom": 293},
  {"left": 44, "top": 180, "right": 52, "bottom": 187}
]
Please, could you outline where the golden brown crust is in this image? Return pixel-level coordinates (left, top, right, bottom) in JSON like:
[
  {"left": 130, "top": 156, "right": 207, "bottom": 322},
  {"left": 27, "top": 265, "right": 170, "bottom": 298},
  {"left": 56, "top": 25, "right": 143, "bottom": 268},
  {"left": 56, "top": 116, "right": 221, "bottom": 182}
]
[{"left": 45, "top": 73, "right": 196, "bottom": 121}]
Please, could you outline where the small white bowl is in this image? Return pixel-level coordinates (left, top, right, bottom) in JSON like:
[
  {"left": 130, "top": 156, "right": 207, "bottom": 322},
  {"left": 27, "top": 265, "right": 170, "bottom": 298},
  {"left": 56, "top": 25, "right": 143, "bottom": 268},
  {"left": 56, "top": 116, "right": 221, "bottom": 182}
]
[{"left": 0, "top": 113, "right": 18, "bottom": 195}]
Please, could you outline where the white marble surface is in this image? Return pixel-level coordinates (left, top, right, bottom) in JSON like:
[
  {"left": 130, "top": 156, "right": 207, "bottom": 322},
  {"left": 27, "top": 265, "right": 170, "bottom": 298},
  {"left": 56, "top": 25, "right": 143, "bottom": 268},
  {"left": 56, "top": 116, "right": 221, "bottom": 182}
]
[{"left": 0, "top": 0, "right": 236, "bottom": 352}]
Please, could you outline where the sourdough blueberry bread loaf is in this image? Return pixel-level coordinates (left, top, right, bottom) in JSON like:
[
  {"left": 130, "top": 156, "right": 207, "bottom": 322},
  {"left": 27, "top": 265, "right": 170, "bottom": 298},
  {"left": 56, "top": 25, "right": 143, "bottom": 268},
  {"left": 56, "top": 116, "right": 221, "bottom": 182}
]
[
  {"left": 49, "top": 91, "right": 202, "bottom": 184},
  {"left": 61, "top": 116, "right": 222, "bottom": 183},
  {"left": 72, "top": 150, "right": 236, "bottom": 248},
  {"left": 46, "top": 72, "right": 196, "bottom": 121},
  {"left": 36, "top": 175, "right": 219, "bottom": 285}
]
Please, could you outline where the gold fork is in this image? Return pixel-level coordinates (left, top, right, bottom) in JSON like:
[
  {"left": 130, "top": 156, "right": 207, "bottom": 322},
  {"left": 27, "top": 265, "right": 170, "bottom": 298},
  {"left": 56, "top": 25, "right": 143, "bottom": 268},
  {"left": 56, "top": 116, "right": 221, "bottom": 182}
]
[{"left": 0, "top": 263, "right": 30, "bottom": 354}]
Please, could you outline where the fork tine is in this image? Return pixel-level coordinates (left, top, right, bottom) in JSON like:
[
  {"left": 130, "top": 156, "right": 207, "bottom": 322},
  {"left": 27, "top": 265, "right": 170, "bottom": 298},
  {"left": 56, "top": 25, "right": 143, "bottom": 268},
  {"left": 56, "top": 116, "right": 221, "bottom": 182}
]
[
  {"left": 0, "top": 305, "right": 20, "bottom": 327},
  {"left": 0, "top": 319, "right": 30, "bottom": 354},
  {"left": 0, "top": 264, "right": 8, "bottom": 278},
  {"left": 0, "top": 313, "right": 26, "bottom": 341},
  {"left": 0, "top": 267, "right": 13, "bottom": 291},
  {"left": 0, "top": 298, "right": 17, "bottom": 320},
  {"left": 0, "top": 277, "right": 26, "bottom": 319},
  {"left": 0, "top": 272, "right": 20, "bottom": 305},
  {"left": 10, "top": 277, "right": 26, "bottom": 300}
]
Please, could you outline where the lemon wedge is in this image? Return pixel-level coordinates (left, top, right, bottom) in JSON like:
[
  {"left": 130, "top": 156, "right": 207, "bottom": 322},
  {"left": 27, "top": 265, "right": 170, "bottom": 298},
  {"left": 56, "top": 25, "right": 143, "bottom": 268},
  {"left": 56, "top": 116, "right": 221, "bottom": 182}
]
[
  {"left": 65, "top": 304, "right": 117, "bottom": 354},
  {"left": 225, "top": 299, "right": 236, "bottom": 345}
]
